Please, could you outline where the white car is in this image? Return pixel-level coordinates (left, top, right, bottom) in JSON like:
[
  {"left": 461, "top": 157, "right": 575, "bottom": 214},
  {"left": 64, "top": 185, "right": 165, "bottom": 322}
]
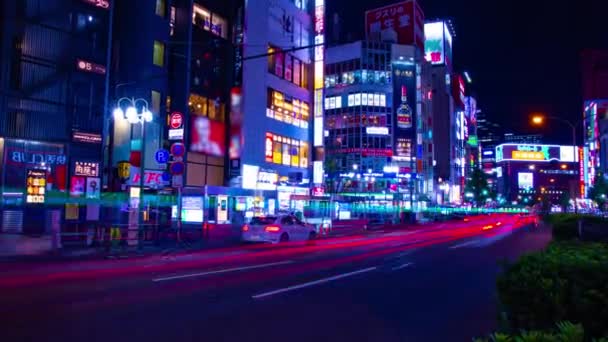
[{"left": 242, "top": 215, "right": 317, "bottom": 243}]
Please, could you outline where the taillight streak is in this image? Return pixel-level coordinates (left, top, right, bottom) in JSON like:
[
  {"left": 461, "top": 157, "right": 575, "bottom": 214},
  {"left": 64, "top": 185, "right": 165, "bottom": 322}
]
[{"left": 264, "top": 225, "right": 281, "bottom": 232}]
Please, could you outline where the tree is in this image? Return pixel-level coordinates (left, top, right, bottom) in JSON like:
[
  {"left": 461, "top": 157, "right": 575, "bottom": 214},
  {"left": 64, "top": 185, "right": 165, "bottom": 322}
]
[
  {"left": 559, "top": 190, "right": 571, "bottom": 212},
  {"left": 465, "top": 168, "right": 491, "bottom": 207},
  {"left": 324, "top": 158, "right": 339, "bottom": 194},
  {"left": 588, "top": 172, "right": 608, "bottom": 210}
]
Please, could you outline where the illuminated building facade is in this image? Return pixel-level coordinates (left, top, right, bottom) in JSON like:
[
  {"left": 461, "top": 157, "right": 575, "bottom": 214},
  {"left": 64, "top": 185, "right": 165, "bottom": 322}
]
[
  {"left": 495, "top": 143, "right": 580, "bottom": 204},
  {"left": 324, "top": 40, "right": 433, "bottom": 206},
  {"left": 582, "top": 100, "right": 607, "bottom": 196},
  {"left": 425, "top": 20, "right": 463, "bottom": 203},
  {"left": 0, "top": 0, "right": 112, "bottom": 233},
  {"left": 240, "top": 0, "right": 322, "bottom": 210}
]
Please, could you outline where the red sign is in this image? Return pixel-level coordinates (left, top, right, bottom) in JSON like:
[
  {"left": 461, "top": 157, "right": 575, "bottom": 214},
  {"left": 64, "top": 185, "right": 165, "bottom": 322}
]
[
  {"left": 330, "top": 148, "right": 393, "bottom": 157},
  {"left": 579, "top": 147, "right": 585, "bottom": 197},
  {"left": 129, "top": 169, "right": 169, "bottom": 188},
  {"left": 365, "top": 1, "right": 424, "bottom": 51},
  {"left": 170, "top": 112, "right": 184, "bottom": 129},
  {"left": 311, "top": 186, "right": 325, "bottom": 197}
]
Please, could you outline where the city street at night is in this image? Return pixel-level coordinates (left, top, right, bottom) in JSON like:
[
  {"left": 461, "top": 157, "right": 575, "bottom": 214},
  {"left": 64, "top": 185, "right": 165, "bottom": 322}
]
[{"left": 2, "top": 215, "right": 548, "bottom": 342}]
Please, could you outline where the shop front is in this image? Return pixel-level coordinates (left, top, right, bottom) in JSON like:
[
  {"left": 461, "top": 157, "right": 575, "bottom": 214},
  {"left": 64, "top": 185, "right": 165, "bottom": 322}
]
[
  {"left": 0, "top": 138, "right": 68, "bottom": 234},
  {"left": 277, "top": 185, "right": 310, "bottom": 213},
  {"left": 175, "top": 186, "right": 277, "bottom": 227}
]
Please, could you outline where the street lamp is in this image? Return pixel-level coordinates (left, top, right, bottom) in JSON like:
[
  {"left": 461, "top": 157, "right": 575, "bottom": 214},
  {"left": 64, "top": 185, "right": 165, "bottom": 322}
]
[
  {"left": 114, "top": 97, "right": 154, "bottom": 244},
  {"left": 531, "top": 113, "right": 579, "bottom": 213}
]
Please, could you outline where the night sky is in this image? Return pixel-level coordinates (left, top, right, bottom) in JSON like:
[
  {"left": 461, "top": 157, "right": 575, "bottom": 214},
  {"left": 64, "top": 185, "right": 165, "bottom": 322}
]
[{"left": 328, "top": 0, "right": 608, "bottom": 144}]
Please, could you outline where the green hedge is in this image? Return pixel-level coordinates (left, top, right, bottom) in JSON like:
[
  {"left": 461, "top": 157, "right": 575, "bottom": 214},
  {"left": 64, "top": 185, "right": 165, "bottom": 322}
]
[
  {"left": 475, "top": 321, "right": 608, "bottom": 342},
  {"left": 497, "top": 242, "right": 608, "bottom": 338},
  {"left": 545, "top": 214, "right": 608, "bottom": 241}
]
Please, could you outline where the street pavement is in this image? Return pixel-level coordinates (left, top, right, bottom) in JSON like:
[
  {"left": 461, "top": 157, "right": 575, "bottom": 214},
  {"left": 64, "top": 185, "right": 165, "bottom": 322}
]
[{"left": 0, "top": 214, "right": 550, "bottom": 342}]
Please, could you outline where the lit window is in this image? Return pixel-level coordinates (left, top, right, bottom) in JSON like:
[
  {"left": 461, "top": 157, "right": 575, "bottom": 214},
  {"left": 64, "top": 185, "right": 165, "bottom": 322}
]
[
  {"left": 266, "top": 88, "right": 310, "bottom": 128},
  {"left": 273, "top": 140, "right": 282, "bottom": 164},
  {"left": 153, "top": 41, "right": 165, "bottom": 66},
  {"left": 192, "top": 4, "right": 226, "bottom": 38},
  {"left": 300, "top": 143, "right": 308, "bottom": 168},
  {"left": 282, "top": 144, "right": 291, "bottom": 165},
  {"left": 155, "top": 0, "right": 166, "bottom": 17}
]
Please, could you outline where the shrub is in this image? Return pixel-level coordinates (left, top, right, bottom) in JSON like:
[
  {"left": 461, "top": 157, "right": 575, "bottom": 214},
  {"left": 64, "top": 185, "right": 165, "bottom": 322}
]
[
  {"left": 548, "top": 215, "right": 608, "bottom": 242},
  {"left": 474, "top": 321, "right": 608, "bottom": 342},
  {"left": 497, "top": 242, "right": 608, "bottom": 338}
]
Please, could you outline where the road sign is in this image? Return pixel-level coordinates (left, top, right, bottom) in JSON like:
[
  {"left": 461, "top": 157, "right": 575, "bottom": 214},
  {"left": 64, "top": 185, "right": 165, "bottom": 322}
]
[
  {"left": 170, "top": 142, "right": 185, "bottom": 157},
  {"left": 169, "top": 112, "right": 184, "bottom": 129},
  {"left": 154, "top": 149, "right": 170, "bottom": 164},
  {"left": 170, "top": 161, "right": 185, "bottom": 175}
]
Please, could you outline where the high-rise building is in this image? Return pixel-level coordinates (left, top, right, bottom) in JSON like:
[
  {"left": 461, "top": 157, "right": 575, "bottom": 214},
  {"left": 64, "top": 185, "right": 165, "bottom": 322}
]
[
  {"left": 240, "top": 0, "right": 321, "bottom": 211},
  {"left": 495, "top": 143, "right": 579, "bottom": 205},
  {"left": 323, "top": 40, "right": 433, "bottom": 207},
  {"left": 582, "top": 100, "right": 607, "bottom": 197},
  {"left": 477, "top": 111, "right": 502, "bottom": 149},
  {"left": 0, "top": 0, "right": 112, "bottom": 233},
  {"left": 580, "top": 50, "right": 608, "bottom": 198},
  {"left": 503, "top": 133, "right": 543, "bottom": 145},
  {"left": 581, "top": 49, "right": 608, "bottom": 102},
  {"left": 106, "top": 0, "right": 242, "bottom": 225},
  {"left": 424, "top": 20, "right": 463, "bottom": 203}
]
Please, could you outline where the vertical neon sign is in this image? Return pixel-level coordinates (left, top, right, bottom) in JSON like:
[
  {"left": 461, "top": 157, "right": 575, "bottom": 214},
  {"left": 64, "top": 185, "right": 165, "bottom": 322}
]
[
  {"left": 313, "top": 0, "right": 324, "bottom": 184},
  {"left": 313, "top": 0, "right": 324, "bottom": 146},
  {"left": 579, "top": 147, "right": 585, "bottom": 198}
]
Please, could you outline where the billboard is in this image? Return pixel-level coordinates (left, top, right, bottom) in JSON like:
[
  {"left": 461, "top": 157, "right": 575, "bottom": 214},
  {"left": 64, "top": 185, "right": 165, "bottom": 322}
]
[
  {"left": 424, "top": 21, "right": 452, "bottom": 66},
  {"left": 495, "top": 144, "right": 577, "bottom": 163},
  {"left": 392, "top": 62, "right": 416, "bottom": 158},
  {"left": 518, "top": 172, "right": 534, "bottom": 190},
  {"left": 229, "top": 87, "right": 243, "bottom": 159},
  {"left": 190, "top": 116, "right": 226, "bottom": 157},
  {"left": 365, "top": 1, "right": 425, "bottom": 51}
]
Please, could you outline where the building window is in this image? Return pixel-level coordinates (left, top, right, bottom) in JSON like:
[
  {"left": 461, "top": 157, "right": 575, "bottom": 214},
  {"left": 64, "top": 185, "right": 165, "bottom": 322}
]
[
  {"left": 151, "top": 90, "right": 161, "bottom": 114},
  {"left": 188, "top": 94, "right": 225, "bottom": 122},
  {"left": 155, "top": 0, "right": 166, "bottom": 17},
  {"left": 266, "top": 133, "right": 308, "bottom": 169},
  {"left": 266, "top": 88, "right": 310, "bottom": 129},
  {"left": 193, "top": 4, "right": 227, "bottom": 38},
  {"left": 153, "top": 41, "right": 165, "bottom": 66},
  {"left": 293, "top": 59, "right": 301, "bottom": 86},
  {"left": 268, "top": 45, "right": 309, "bottom": 89}
]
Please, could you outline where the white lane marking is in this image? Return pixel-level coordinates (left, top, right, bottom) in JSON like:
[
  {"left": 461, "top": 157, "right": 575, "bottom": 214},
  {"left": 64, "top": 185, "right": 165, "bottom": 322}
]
[
  {"left": 391, "top": 262, "right": 413, "bottom": 271},
  {"left": 449, "top": 240, "right": 480, "bottom": 249},
  {"left": 252, "top": 267, "right": 378, "bottom": 299},
  {"left": 395, "top": 250, "right": 417, "bottom": 258},
  {"left": 152, "top": 260, "right": 294, "bottom": 282}
]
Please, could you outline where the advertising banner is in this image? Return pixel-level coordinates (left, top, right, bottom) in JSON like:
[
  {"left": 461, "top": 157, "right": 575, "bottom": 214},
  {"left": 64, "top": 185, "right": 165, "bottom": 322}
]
[
  {"left": 495, "top": 144, "right": 576, "bottom": 162},
  {"left": 392, "top": 62, "right": 416, "bottom": 158},
  {"left": 190, "top": 116, "right": 226, "bottom": 157},
  {"left": 365, "top": 1, "right": 424, "bottom": 52}
]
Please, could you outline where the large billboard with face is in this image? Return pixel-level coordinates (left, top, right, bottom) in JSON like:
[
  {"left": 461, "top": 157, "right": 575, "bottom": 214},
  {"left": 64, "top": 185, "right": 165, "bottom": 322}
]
[
  {"left": 190, "top": 116, "right": 226, "bottom": 157},
  {"left": 392, "top": 62, "right": 416, "bottom": 158},
  {"left": 365, "top": 1, "right": 425, "bottom": 52}
]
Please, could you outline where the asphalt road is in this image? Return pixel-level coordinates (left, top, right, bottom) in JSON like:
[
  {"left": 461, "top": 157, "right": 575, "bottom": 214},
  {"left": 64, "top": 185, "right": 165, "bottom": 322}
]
[{"left": 0, "top": 214, "right": 550, "bottom": 342}]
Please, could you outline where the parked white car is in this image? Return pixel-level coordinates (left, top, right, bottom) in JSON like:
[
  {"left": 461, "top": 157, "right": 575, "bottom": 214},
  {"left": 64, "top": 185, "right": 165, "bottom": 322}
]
[{"left": 242, "top": 215, "right": 317, "bottom": 243}]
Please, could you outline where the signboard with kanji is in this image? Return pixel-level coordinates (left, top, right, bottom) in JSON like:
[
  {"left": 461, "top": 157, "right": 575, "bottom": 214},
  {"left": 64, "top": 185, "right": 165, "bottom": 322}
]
[
  {"left": 74, "top": 161, "right": 100, "bottom": 177},
  {"left": 364, "top": 0, "right": 425, "bottom": 52}
]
